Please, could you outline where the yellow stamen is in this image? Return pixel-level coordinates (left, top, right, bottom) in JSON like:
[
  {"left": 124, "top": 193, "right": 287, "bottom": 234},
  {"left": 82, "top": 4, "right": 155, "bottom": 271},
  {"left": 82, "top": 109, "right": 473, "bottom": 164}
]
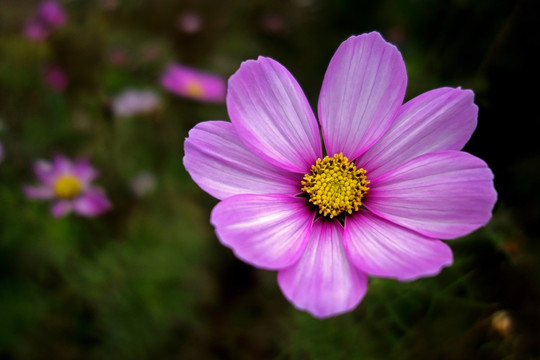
[
  {"left": 185, "top": 81, "right": 204, "bottom": 98},
  {"left": 54, "top": 175, "right": 82, "bottom": 199},
  {"left": 301, "top": 153, "right": 369, "bottom": 218}
]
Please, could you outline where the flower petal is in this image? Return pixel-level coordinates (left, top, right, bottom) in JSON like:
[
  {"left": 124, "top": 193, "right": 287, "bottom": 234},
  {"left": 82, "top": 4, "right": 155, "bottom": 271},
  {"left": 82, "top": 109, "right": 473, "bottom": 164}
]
[
  {"left": 318, "top": 32, "right": 407, "bottom": 160},
  {"left": 53, "top": 154, "right": 74, "bottom": 175},
  {"left": 33, "top": 159, "right": 55, "bottom": 185},
  {"left": 23, "top": 185, "right": 54, "bottom": 199},
  {"left": 211, "top": 194, "right": 313, "bottom": 270},
  {"left": 51, "top": 200, "right": 72, "bottom": 218},
  {"left": 365, "top": 151, "right": 497, "bottom": 239},
  {"left": 344, "top": 210, "right": 453, "bottom": 281},
  {"left": 227, "top": 56, "right": 322, "bottom": 173},
  {"left": 278, "top": 219, "right": 368, "bottom": 318},
  {"left": 184, "top": 121, "right": 302, "bottom": 200},
  {"left": 358, "top": 87, "right": 478, "bottom": 178},
  {"left": 73, "top": 158, "right": 98, "bottom": 184},
  {"left": 73, "top": 189, "right": 112, "bottom": 217}
]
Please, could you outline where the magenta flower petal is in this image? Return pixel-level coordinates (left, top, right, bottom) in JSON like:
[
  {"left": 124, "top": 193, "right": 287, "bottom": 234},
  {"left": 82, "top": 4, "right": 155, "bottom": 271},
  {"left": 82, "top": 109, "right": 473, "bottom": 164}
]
[
  {"left": 278, "top": 220, "right": 368, "bottom": 318},
  {"left": 73, "top": 158, "right": 98, "bottom": 184},
  {"left": 318, "top": 32, "right": 407, "bottom": 160},
  {"left": 227, "top": 56, "right": 322, "bottom": 173},
  {"left": 211, "top": 194, "right": 313, "bottom": 270},
  {"left": 366, "top": 151, "right": 497, "bottom": 239},
  {"left": 51, "top": 200, "right": 72, "bottom": 218},
  {"left": 23, "top": 185, "right": 54, "bottom": 199},
  {"left": 33, "top": 160, "right": 55, "bottom": 185},
  {"left": 161, "top": 64, "right": 226, "bottom": 102},
  {"left": 344, "top": 210, "right": 453, "bottom": 281},
  {"left": 53, "top": 154, "right": 74, "bottom": 175},
  {"left": 358, "top": 87, "right": 478, "bottom": 178},
  {"left": 73, "top": 189, "right": 112, "bottom": 217},
  {"left": 184, "top": 121, "right": 301, "bottom": 200}
]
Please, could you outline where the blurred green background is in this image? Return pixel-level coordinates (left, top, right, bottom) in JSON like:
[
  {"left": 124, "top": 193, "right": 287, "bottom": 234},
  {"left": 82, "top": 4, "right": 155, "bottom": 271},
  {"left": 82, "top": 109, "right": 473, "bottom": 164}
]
[{"left": 1, "top": 0, "right": 539, "bottom": 359}]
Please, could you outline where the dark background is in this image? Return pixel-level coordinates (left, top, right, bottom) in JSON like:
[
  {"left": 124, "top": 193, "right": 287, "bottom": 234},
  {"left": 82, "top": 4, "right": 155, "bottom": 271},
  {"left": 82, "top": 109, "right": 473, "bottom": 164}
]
[{"left": 1, "top": 0, "right": 539, "bottom": 359}]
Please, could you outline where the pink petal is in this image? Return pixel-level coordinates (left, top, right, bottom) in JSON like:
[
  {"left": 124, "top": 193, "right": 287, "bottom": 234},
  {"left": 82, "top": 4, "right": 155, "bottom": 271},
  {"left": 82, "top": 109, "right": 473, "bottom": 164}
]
[
  {"left": 184, "top": 121, "right": 302, "bottom": 200},
  {"left": 278, "top": 220, "right": 368, "bottom": 318},
  {"left": 73, "top": 189, "right": 112, "bottom": 217},
  {"left": 227, "top": 56, "right": 322, "bottom": 173},
  {"left": 318, "top": 32, "right": 407, "bottom": 160},
  {"left": 358, "top": 87, "right": 478, "bottom": 178},
  {"left": 52, "top": 154, "right": 75, "bottom": 175},
  {"left": 344, "top": 210, "right": 453, "bottom": 281},
  {"left": 33, "top": 160, "right": 55, "bottom": 185},
  {"left": 210, "top": 194, "right": 313, "bottom": 270},
  {"left": 73, "top": 158, "right": 98, "bottom": 184},
  {"left": 51, "top": 200, "right": 72, "bottom": 218},
  {"left": 23, "top": 185, "right": 54, "bottom": 199},
  {"left": 365, "top": 151, "right": 497, "bottom": 239}
]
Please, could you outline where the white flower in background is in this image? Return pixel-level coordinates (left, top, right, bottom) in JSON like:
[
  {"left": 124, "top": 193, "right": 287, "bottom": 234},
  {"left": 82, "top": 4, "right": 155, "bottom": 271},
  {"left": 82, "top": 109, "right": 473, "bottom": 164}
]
[{"left": 111, "top": 89, "right": 161, "bottom": 118}]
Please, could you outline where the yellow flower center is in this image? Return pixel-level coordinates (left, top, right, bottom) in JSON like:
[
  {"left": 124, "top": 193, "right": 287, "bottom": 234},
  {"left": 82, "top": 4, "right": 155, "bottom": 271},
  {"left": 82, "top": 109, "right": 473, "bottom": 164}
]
[
  {"left": 185, "top": 81, "right": 204, "bottom": 98},
  {"left": 54, "top": 175, "right": 82, "bottom": 199},
  {"left": 301, "top": 153, "right": 369, "bottom": 218}
]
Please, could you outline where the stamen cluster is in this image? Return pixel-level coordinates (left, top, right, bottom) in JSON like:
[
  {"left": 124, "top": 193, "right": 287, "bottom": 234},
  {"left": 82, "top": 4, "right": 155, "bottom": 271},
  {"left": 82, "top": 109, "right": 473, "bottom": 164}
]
[
  {"left": 54, "top": 175, "right": 82, "bottom": 199},
  {"left": 301, "top": 153, "right": 369, "bottom": 218}
]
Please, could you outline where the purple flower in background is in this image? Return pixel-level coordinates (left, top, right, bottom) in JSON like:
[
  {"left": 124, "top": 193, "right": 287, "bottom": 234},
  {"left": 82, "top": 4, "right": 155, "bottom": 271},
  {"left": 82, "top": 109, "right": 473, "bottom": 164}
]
[
  {"left": 24, "top": 0, "right": 66, "bottom": 41},
  {"left": 161, "top": 64, "right": 226, "bottom": 102},
  {"left": 111, "top": 89, "right": 161, "bottom": 117},
  {"left": 44, "top": 65, "right": 68, "bottom": 92},
  {"left": 183, "top": 32, "right": 497, "bottom": 318},
  {"left": 24, "top": 155, "right": 112, "bottom": 218},
  {"left": 0, "top": 141, "right": 4, "bottom": 163}
]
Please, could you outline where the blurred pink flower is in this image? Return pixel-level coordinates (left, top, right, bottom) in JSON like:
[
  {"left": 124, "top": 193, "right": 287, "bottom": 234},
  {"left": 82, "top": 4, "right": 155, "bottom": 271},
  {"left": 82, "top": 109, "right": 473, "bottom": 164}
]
[
  {"left": 44, "top": 65, "right": 68, "bottom": 92},
  {"left": 111, "top": 89, "right": 161, "bottom": 117},
  {"left": 23, "top": 1, "right": 66, "bottom": 41},
  {"left": 24, "top": 155, "right": 112, "bottom": 218},
  {"left": 24, "top": 19, "right": 49, "bottom": 41},
  {"left": 161, "top": 64, "right": 226, "bottom": 102},
  {"left": 177, "top": 11, "right": 202, "bottom": 34},
  {"left": 39, "top": 1, "right": 66, "bottom": 26},
  {"left": 0, "top": 141, "right": 4, "bottom": 163}
]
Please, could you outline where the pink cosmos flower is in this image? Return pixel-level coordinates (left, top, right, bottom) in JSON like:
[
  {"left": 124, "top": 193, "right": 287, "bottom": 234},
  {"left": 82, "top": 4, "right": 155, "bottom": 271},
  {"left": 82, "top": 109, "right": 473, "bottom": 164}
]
[
  {"left": 161, "top": 64, "right": 226, "bottom": 102},
  {"left": 183, "top": 32, "right": 497, "bottom": 318},
  {"left": 24, "top": 155, "right": 112, "bottom": 218},
  {"left": 23, "top": 1, "right": 66, "bottom": 41}
]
